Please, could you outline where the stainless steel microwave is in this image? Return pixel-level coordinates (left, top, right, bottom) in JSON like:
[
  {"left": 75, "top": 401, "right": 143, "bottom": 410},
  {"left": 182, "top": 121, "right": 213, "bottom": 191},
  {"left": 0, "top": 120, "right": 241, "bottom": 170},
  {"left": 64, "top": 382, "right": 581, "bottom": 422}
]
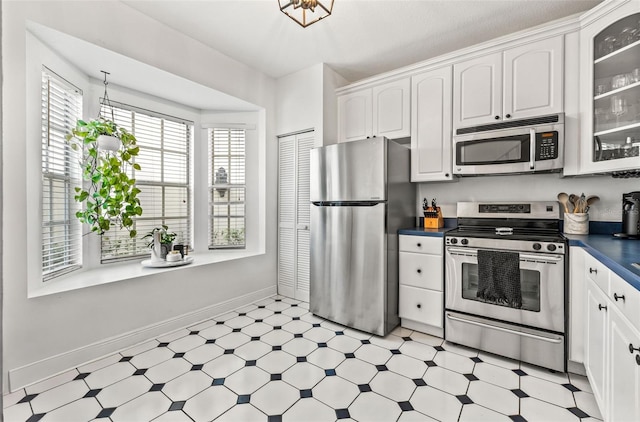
[{"left": 453, "top": 114, "right": 564, "bottom": 176}]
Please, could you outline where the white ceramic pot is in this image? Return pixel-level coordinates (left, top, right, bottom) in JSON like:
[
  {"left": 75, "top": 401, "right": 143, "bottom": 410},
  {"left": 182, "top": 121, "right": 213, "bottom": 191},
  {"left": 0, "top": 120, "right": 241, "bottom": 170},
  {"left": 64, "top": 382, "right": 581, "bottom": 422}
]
[
  {"left": 97, "top": 134, "right": 121, "bottom": 152},
  {"left": 564, "top": 213, "right": 589, "bottom": 235}
]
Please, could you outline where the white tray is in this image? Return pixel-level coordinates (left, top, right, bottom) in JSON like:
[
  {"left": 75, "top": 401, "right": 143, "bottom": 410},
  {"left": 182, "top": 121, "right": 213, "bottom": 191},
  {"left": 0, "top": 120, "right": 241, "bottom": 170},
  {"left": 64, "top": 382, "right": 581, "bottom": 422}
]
[{"left": 141, "top": 256, "right": 194, "bottom": 268}]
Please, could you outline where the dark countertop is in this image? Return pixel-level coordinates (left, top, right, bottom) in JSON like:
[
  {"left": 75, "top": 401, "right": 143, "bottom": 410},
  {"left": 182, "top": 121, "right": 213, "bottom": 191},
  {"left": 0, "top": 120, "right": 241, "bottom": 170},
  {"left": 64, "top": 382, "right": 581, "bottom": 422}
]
[
  {"left": 398, "top": 227, "right": 452, "bottom": 237},
  {"left": 566, "top": 234, "right": 640, "bottom": 292},
  {"left": 399, "top": 226, "right": 640, "bottom": 292}
]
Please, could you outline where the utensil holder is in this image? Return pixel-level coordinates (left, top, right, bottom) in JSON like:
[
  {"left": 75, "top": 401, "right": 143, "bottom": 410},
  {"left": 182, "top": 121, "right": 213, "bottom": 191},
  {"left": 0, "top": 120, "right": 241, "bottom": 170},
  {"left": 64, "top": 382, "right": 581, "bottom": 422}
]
[{"left": 564, "top": 213, "right": 589, "bottom": 235}]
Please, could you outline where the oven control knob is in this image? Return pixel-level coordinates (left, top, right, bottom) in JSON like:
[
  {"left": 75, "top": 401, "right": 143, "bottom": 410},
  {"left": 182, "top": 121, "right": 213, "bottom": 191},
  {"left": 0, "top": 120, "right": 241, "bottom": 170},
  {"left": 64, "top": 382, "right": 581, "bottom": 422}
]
[
  {"left": 533, "top": 243, "right": 542, "bottom": 251},
  {"left": 461, "top": 239, "right": 469, "bottom": 245},
  {"left": 547, "top": 244, "right": 557, "bottom": 252},
  {"left": 449, "top": 238, "right": 458, "bottom": 245}
]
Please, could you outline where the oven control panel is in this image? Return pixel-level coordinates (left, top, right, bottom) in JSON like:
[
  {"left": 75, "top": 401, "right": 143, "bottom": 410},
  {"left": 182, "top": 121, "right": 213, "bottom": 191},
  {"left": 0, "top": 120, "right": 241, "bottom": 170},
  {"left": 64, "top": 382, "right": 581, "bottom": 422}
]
[{"left": 445, "top": 236, "right": 566, "bottom": 255}]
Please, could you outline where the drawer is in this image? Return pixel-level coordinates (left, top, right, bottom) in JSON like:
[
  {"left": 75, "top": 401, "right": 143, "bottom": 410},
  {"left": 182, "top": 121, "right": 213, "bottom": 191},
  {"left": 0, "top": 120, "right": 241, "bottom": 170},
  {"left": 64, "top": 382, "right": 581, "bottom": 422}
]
[
  {"left": 584, "top": 253, "right": 610, "bottom": 294},
  {"left": 399, "top": 285, "right": 443, "bottom": 327},
  {"left": 399, "top": 252, "right": 442, "bottom": 291},
  {"left": 399, "top": 235, "right": 442, "bottom": 254},
  {"left": 610, "top": 272, "right": 640, "bottom": 330}
]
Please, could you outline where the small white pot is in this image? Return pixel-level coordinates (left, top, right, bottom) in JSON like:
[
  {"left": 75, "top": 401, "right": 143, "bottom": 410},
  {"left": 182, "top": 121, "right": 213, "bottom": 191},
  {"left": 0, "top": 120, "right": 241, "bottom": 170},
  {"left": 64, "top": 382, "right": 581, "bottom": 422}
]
[{"left": 97, "top": 134, "right": 121, "bottom": 152}]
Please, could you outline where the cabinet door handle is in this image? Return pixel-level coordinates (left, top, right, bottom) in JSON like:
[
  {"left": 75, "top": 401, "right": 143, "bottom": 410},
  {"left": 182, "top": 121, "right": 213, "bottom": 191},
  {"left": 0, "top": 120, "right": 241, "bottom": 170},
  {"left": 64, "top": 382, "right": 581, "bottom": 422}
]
[
  {"left": 598, "top": 304, "right": 607, "bottom": 311},
  {"left": 494, "top": 116, "right": 500, "bottom": 120},
  {"left": 416, "top": 303, "right": 422, "bottom": 309},
  {"left": 589, "top": 267, "right": 598, "bottom": 274},
  {"left": 637, "top": 355, "right": 640, "bottom": 366},
  {"left": 614, "top": 293, "right": 625, "bottom": 302},
  {"left": 417, "top": 268, "right": 422, "bottom": 274},
  {"left": 629, "top": 343, "right": 640, "bottom": 354},
  {"left": 505, "top": 114, "right": 511, "bottom": 118}
]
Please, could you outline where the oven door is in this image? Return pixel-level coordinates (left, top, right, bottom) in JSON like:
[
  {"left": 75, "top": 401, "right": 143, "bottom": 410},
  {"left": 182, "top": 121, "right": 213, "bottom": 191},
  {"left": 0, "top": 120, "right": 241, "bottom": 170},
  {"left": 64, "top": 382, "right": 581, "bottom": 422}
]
[{"left": 445, "top": 246, "right": 565, "bottom": 333}]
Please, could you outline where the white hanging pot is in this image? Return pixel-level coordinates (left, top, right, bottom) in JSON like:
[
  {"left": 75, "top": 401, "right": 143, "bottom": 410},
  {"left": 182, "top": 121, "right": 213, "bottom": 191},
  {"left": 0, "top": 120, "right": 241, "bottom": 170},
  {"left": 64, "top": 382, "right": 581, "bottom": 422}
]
[{"left": 97, "top": 134, "right": 121, "bottom": 152}]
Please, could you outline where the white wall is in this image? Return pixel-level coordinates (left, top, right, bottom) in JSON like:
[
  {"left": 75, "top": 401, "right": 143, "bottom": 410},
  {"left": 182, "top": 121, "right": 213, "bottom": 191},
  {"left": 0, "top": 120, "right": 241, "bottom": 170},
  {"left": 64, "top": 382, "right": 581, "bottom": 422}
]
[
  {"left": 418, "top": 173, "right": 640, "bottom": 223},
  {"left": 2, "top": 1, "right": 278, "bottom": 391},
  {"left": 275, "top": 63, "right": 347, "bottom": 145}
]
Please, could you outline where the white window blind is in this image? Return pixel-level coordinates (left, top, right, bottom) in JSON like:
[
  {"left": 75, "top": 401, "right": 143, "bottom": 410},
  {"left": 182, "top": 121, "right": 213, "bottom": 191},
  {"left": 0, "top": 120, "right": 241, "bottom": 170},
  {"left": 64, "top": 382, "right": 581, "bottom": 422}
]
[
  {"left": 208, "top": 128, "right": 246, "bottom": 249},
  {"left": 100, "top": 101, "right": 192, "bottom": 262},
  {"left": 41, "top": 68, "right": 83, "bottom": 281}
]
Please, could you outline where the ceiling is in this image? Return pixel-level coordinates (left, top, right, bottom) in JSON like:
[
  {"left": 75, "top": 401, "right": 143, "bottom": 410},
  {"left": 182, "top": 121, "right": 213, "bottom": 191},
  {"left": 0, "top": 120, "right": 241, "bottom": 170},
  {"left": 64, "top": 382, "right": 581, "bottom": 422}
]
[{"left": 122, "top": 0, "right": 603, "bottom": 84}]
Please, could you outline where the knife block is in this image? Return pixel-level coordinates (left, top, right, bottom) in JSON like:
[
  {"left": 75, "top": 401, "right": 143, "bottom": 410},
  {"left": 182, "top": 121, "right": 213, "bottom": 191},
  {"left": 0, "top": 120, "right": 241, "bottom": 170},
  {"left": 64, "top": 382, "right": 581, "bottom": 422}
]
[{"left": 423, "top": 207, "right": 444, "bottom": 229}]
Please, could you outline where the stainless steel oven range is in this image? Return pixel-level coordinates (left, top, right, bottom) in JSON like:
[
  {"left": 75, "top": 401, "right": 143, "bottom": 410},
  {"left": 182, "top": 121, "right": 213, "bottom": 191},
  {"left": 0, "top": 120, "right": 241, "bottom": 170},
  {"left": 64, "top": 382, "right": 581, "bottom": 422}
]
[{"left": 444, "top": 201, "right": 568, "bottom": 372}]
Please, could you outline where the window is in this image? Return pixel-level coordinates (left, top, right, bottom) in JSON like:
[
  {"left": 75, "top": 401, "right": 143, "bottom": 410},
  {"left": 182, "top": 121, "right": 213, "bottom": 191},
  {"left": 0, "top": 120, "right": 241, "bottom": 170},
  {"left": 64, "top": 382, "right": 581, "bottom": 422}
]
[
  {"left": 41, "top": 68, "right": 83, "bottom": 281},
  {"left": 100, "top": 101, "right": 192, "bottom": 262},
  {"left": 208, "top": 128, "right": 246, "bottom": 248}
]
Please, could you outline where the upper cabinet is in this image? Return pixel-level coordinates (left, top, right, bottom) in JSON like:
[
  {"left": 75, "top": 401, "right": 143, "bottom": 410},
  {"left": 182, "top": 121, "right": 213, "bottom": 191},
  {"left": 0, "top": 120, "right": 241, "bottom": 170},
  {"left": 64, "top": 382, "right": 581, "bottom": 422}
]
[
  {"left": 337, "top": 77, "right": 410, "bottom": 142},
  {"left": 453, "top": 36, "right": 564, "bottom": 130},
  {"left": 411, "top": 66, "right": 454, "bottom": 182},
  {"left": 579, "top": 1, "right": 640, "bottom": 174}
]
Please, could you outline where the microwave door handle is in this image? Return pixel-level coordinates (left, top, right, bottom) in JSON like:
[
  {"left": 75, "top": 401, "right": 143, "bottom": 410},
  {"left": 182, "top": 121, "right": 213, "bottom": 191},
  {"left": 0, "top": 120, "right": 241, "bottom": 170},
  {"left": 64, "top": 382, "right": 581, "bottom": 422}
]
[{"left": 529, "top": 129, "right": 536, "bottom": 170}]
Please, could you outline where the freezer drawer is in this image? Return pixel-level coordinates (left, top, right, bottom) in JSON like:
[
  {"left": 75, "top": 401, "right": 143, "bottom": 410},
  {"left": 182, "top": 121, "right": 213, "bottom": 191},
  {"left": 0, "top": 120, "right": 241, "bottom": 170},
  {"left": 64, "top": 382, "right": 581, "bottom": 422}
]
[{"left": 310, "top": 202, "right": 394, "bottom": 336}]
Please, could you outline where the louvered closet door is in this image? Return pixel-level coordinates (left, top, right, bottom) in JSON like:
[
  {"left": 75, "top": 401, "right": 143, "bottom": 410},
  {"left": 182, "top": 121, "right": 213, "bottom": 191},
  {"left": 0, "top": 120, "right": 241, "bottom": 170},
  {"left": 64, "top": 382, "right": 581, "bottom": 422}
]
[
  {"left": 277, "top": 131, "right": 314, "bottom": 301},
  {"left": 295, "top": 133, "right": 314, "bottom": 302}
]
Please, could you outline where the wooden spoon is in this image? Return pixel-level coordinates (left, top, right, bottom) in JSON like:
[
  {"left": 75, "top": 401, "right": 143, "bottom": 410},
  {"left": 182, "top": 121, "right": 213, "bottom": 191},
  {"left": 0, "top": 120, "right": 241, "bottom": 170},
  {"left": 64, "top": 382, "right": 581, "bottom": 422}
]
[
  {"left": 569, "top": 194, "right": 578, "bottom": 212},
  {"left": 557, "top": 192, "right": 570, "bottom": 213}
]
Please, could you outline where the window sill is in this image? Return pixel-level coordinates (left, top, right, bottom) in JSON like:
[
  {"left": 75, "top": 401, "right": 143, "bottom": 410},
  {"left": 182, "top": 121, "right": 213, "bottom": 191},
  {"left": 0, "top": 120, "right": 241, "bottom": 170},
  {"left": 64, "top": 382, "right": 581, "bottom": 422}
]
[{"left": 28, "top": 249, "right": 263, "bottom": 298}]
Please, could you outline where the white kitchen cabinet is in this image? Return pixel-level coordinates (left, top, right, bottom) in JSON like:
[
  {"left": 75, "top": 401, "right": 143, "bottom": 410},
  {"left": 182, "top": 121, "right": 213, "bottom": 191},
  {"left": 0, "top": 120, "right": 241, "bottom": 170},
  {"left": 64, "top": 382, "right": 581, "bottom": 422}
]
[
  {"left": 398, "top": 235, "right": 443, "bottom": 337},
  {"left": 410, "top": 66, "right": 454, "bottom": 182},
  {"left": 578, "top": 1, "right": 640, "bottom": 174},
  {"left": 453, "top": 36, "right": 563, "bottom": 130},
  {"left": 569, "top": 247, "right": 586, "bottom": 365},
  {"left": 337, "top": 77, "right": 410, "bottom": 142},
  {"left": 580, "top": 246, "right": 640, "bottom": 421},
  {"left": 585, "top": 277, "right": 609, "bottom": 412},
  {"left": 609, "top": 305, "right": 640, "bottom": 422}
]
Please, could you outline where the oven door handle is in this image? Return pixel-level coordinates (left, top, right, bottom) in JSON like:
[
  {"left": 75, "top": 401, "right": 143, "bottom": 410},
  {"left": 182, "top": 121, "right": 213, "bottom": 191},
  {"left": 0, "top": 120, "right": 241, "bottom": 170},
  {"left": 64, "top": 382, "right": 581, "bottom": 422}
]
[
  {"left": 529, "top": 128, "right": 536, "bottom": 170},
  {"left": 446, "top": 313, "right": 563, "bottom": 344},
  {"left": 446, "top": 247, "right": 563, "bottom": 262}
]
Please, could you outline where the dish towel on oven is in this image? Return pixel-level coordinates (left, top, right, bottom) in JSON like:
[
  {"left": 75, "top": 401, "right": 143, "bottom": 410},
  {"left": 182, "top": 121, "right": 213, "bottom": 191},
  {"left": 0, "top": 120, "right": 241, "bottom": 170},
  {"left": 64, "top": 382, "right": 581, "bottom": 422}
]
[{"left": 476, "top": 249, "right": 522, "bottom": 308}]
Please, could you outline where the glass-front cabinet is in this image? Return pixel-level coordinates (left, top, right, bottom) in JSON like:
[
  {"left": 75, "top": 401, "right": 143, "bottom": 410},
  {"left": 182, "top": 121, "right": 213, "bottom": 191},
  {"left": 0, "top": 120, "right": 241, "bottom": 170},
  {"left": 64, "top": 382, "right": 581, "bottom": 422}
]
[{"left": 581, "top": 2, "right": 640, "bottom": 174}]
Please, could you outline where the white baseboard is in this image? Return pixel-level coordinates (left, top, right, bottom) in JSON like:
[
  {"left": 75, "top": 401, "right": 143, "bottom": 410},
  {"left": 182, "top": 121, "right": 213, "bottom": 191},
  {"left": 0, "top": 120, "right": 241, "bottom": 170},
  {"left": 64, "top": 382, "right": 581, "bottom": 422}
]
[
  {"left": 401, "top": 318, "right": 444, "bottom": 338},
  {"left": 8, "top": 285, "right": 277, "bottom": 392}
]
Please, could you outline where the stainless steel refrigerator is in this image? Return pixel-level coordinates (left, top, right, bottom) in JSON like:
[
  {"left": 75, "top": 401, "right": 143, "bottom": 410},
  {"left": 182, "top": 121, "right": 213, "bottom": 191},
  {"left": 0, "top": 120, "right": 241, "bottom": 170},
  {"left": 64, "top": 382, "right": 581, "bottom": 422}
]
[{"left": 309, "top": 137, "right": 415, "bottom": 336}]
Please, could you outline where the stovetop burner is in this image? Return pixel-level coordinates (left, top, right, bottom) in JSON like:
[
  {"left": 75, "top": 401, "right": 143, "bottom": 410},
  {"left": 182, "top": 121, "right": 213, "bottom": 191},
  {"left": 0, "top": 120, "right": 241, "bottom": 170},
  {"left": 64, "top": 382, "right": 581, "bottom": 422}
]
[{"left": 445, "top": 201, "right": 566, "bottom": 253}]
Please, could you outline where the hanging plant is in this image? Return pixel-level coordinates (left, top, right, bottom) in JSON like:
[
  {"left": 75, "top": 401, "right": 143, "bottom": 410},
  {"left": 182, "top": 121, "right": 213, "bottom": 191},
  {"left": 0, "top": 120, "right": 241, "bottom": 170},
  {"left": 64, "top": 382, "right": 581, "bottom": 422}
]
[{"left": 65, "top": 118, "right": 143, "bottom": 237}]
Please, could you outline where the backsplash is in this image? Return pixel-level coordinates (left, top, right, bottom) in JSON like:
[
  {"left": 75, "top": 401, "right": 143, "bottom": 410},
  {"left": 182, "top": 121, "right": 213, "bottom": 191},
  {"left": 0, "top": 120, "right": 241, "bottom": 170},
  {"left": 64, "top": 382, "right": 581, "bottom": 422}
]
[{"left": 417, "top": 172, "right": 640, "bottom": 222}]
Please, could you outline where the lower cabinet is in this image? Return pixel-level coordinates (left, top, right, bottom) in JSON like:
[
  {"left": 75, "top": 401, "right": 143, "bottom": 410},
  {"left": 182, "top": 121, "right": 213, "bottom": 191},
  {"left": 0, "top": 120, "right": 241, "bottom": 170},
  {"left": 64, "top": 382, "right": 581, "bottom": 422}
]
[
  {"left": 584, "top": 278, "right": 608, "bottom": 410},
  {"left": 398, "top": 235, "right": 443, "bottom": 337},
  {"left": 609, "top": 306, "right": 640, "bottom": 422},
  {"left": 584, "top": 265, "right": 640, "bottom": 421}
]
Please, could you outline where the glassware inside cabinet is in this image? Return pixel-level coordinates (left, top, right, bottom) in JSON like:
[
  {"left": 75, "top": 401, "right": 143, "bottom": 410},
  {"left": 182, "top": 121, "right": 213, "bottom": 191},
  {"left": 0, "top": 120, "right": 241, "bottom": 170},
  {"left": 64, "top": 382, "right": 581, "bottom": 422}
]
[{"left": 592, "top": 12, "right": 640, "bottom": 163}]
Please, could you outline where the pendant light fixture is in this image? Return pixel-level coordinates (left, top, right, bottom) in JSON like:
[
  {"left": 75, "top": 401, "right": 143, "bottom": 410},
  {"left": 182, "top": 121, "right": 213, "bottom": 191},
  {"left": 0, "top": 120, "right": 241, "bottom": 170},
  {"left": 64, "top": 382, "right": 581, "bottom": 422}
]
[{"left": 278, "top": 0, "right": 334, "bottom": 28}]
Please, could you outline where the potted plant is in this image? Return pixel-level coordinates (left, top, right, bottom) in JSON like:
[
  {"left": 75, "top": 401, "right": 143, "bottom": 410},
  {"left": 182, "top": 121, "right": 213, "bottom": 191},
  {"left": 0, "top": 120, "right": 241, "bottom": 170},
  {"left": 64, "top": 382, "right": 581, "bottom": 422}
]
[
  {"left": 143, "top": 225, "right": 177, "bottom": 260},
  {"left": 65, "top": 118, "right": 142, "bottom": 237}
]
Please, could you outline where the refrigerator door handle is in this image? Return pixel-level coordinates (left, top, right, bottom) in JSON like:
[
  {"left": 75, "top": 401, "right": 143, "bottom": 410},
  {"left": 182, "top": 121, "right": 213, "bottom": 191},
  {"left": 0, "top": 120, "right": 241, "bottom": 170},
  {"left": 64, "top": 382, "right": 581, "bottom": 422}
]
[{"left": 311, "top": 201, "right": 384, "bottom": 207}]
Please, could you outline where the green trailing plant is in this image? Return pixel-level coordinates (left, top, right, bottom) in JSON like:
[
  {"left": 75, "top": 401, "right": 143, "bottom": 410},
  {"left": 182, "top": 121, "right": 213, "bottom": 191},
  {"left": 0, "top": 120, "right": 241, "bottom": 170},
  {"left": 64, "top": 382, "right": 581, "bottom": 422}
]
[
  {"left": 65, "top": 118, "right": 143, "bottom": 237},
  {"left": 143, "top": 225, "right": 177, "bottom": 249}
]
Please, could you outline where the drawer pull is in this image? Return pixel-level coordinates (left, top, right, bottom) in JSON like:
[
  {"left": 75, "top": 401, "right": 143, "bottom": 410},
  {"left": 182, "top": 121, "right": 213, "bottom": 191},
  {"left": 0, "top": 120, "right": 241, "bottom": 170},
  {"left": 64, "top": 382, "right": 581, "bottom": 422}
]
[
  {"left": 417, "top": 269, "right": 422, "bottom": 274},
  {"left": 614, "top": 293, "right": 625, "bottom": 302},
  {"left": 629, "top": 343, "right": 640, "bottom": 354},
  {"left": 598, "top": 304, "right": 607, "bottom": 311},
  {"left": 416, "top": 303, "right": 422, "bottom": 309},
  {"left": 589, "top": 267, "right": 598, "bottom": 274},
  {"left": 417, "top": 243, "right": 422, "bottom": 248}
]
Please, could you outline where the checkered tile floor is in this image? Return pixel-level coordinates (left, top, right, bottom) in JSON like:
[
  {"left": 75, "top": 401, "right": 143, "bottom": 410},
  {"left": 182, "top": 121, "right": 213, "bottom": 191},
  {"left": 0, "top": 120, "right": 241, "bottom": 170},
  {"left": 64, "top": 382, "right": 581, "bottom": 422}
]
[{"left": 3, "top": 295, "right": 602, "bottom": 421}]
